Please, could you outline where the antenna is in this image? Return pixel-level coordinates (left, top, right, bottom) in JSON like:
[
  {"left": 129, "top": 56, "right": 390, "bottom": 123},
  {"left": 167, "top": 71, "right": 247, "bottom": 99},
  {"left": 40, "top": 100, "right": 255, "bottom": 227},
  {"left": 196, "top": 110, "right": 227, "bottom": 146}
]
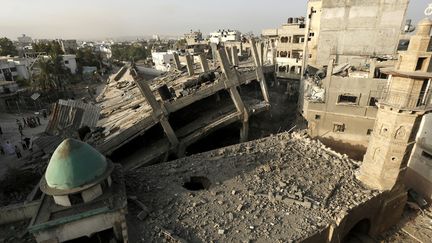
[{"left": 425, "top": 3, "right": 432, "bottom": 16}]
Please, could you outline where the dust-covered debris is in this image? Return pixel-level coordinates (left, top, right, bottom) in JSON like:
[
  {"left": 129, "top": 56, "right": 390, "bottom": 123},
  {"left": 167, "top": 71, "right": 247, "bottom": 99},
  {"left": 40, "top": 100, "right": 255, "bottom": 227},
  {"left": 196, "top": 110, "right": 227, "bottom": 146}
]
[{"left": 125, "top": 131, "right": 376, "bottom": 242}]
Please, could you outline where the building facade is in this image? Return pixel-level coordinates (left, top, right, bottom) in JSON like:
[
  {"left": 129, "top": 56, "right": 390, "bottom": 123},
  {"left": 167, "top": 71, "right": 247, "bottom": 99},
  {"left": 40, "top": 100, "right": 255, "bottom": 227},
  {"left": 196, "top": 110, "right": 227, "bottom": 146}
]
[
  {"left": 61, "top": 55, "right": 78, "bottom": 74},
  {"left": 151, "top": 51, "right": 175, "bottom": 72},
  {"left": 301, "top": 0, "right": 410, "bottom": 158},
  {"left": 308, "top": 0, "right": 409, "bottom": 67},
  {"left": 209, "top": 30, "right": 241, "bottom": 45}
]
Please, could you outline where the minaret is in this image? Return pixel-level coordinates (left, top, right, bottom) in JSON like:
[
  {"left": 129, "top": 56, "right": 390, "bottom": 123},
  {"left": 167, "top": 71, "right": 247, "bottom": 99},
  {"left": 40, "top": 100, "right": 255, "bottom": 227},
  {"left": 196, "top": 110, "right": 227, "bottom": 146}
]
[{"left": 358, "top": 18, "right": 432, "bottom": 190}]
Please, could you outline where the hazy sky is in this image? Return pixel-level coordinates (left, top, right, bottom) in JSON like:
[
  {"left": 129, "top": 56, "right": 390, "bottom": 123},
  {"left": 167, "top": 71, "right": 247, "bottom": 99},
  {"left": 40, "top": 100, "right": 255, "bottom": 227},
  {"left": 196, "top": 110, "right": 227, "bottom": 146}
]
[{"left": 1, "top": 0, "right": 430, "bottom": 40}]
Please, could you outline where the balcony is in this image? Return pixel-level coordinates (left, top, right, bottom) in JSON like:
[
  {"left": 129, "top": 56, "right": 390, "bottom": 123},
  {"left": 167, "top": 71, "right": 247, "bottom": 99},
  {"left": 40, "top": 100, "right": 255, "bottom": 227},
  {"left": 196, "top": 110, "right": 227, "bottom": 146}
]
[{"left": 379, "top": 90, "right": 432, "bottom": 111}]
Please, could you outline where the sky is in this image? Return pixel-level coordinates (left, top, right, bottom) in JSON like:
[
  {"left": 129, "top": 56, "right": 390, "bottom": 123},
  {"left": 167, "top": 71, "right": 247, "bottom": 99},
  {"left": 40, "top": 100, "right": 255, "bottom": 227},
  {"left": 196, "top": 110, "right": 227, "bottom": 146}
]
[{"left": 0, "top": 0, "right": 430, "bottom": 40}]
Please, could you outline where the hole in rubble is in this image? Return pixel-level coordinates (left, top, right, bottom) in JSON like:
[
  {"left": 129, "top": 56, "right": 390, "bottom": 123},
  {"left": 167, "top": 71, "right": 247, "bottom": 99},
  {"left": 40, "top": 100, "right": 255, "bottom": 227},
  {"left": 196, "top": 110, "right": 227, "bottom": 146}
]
[
  {"left": 131, "top": 104, "right": 141, "bottom": 110},
  {"left": 183, "top": 176, "right": 211, "bottom": 191}
]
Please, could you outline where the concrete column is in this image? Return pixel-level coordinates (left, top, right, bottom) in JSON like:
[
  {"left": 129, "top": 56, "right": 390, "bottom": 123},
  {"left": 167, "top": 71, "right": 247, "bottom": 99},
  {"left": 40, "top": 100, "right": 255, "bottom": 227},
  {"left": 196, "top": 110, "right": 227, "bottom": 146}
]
[
  {"left": 216, "top": 48, "right": 238, "bottom": 86},
  {"left": 250, "top": 39, "right": 270, "bottom": 103},
  {"left": 135, "top": 79, "right": 179, "bottom": 146},
  {"left": 218, "top": 49, "right": 249, "bottom": 142},
  {"left": 224, "top": 46, "right": 232, "bottom": 65},
  {"left": 231, "top": 46, "right": 239, "bottom": 66},
  {"left": 369, "top": 59, "right": 377, "bottom": 78},
  {"left": 217, "top": 48, "right": 249, "bottom": 142},
  {"left": 240, "top": 115, "right": 249, "bottom": 143},
  {"left": 199, "top": 54, "right": 209, "bottom": 72},
  {"left": 186, "top": 55, "right": 194, "bottom": 76},
  {"left": 229, "top": 87, "right": 249, "bottom": 142},
  {"left": 160, "top": 117, "right": 179, "bottom": 146},
  {"left": 210, "top": 43, "right": 218, "bottom": 61},
  {"left": 257, "top": 41, "right": 264, "bottom": 66},
  {"left": 262, "top": 41, "right": 268, "bottom": 64},
  {"left": 173, "top": 52, "right": 182, "bottom": 70}
]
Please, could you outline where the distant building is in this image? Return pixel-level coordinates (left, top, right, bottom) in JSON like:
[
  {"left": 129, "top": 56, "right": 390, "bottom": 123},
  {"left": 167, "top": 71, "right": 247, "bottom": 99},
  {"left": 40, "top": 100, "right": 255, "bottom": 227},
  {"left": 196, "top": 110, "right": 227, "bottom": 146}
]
[
  {"left": 61, "top": 55, "right": 78, "bottom": 74},
  {"left": 183, "top": 30, "right": 208, "bottom": 55},
  {"left": 184, "top": 30, "right": 204, "bottom": 46},
  {"left": 17, "top": 34, "right": 32, "bottom": 46},
  {"left": 263, "top": 17, "right": 306, "bottom": 79},
  {"left": 209, "top": 29, "right": 241, "bottom": 45},
  {"left": 151, "top": 51, "right": 175, "bottom": 72},
  {"left": 94, "top": 44, "right": 112, "bottom": 59},
  {"left": 0, "top": 58, "right": 19, "bottom": 81},
  {"left": 0, "top": 58, "right": 21, "bottom": 112},
  {"left": 152, "top": 34, "right": 161, "bottom": 41}
]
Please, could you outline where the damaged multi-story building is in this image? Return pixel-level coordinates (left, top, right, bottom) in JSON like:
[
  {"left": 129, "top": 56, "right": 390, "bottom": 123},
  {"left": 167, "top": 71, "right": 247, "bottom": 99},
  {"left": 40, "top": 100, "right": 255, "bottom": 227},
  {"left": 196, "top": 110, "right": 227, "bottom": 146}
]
[
  {"left": 1, "top": 1, "right": 432, "bottom": 242},
  {"left": 262, "top": 17, "right": 306, "bottom": 80},
  {"left": 301, "top": 0, "right": 410, "bottom": 159},
  {"left": 301, "top": 0, "right": 432, "bottom": 203}
]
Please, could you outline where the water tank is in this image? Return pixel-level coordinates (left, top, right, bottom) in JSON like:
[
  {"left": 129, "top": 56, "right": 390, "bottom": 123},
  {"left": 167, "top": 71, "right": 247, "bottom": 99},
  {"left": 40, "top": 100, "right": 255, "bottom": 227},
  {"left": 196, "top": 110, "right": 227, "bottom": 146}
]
[
  {"left": 158, "top": 84, "right": 173, "bottom": 101},
  {"left": 287, "top": 17, "right": 293, "bottom": 24}
]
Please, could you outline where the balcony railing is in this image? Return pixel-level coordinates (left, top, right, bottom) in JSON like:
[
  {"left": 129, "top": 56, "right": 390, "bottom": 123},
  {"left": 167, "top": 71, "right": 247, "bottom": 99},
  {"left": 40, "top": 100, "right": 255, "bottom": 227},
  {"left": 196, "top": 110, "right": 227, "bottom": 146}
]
[{"left": 379, "top": 89, "right": 432, "bottom": 110}]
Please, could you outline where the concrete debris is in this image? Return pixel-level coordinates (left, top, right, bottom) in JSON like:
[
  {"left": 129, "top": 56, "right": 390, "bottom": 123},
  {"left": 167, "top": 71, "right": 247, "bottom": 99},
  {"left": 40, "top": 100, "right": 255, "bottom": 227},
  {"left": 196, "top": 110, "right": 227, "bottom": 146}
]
[{"left": 125, "top": 131, "right": 375, "bottom": 242}]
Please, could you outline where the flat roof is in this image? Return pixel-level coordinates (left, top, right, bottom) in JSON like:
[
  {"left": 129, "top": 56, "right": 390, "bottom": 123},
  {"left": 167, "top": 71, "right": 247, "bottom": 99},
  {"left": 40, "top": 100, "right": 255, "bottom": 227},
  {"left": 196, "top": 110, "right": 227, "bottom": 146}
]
[{"left": 125, "top": 132, "right": 376, "bottom": 242}]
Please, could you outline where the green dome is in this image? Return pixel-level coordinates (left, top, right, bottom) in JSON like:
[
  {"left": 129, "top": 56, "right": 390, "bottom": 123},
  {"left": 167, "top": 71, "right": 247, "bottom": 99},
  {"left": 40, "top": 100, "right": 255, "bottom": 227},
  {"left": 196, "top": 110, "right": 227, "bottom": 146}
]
[{"left": 45, "top": 138, "right": 108, "bottom": 190}]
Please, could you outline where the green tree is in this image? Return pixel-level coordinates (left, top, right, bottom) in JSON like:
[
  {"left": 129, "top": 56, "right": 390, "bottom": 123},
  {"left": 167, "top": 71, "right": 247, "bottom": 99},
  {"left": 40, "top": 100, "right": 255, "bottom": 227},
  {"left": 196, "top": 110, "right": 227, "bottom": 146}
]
[
  {"left": 175, "top": 38, "right": 187, "bottom": 50},
  {"left": 111, "top": 43, "right": 148, "bottom": 62},
  {"left": 0, "top": 37, "right": 18, "bottom": 56},
  {"left": 33, "top": 55, "right": 71, "bottom": 91},
  {"left": 76, "top": 47, "right": 101, "bottom": 67},
  {"left": 32, "top": 41, "right": 64, "bottom": 56}
]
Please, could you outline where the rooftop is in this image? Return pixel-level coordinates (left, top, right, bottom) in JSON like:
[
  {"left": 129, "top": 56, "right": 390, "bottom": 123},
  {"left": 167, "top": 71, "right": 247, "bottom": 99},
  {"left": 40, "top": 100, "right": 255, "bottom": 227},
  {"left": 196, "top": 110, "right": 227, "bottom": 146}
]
[{"left": 125, "top": 132, "right": 377, "bottom": 242}]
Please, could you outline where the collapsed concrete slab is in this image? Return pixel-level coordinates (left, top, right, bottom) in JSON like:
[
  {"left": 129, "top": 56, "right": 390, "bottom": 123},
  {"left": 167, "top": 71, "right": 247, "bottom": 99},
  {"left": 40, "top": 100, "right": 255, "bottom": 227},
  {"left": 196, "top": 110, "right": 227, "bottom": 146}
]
[
  {"left": 125, "top": 132, "right": 406, "bottom": 242},
  {"left": 90, "top": 46, "right": 274, "bottom": 170}
]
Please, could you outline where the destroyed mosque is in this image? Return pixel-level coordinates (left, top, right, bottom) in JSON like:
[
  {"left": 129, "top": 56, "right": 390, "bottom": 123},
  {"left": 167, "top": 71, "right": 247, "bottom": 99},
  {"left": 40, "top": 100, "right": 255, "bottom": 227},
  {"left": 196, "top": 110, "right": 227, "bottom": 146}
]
[{"left": 1, "top": 0, "right": 432, "bottom": 242}]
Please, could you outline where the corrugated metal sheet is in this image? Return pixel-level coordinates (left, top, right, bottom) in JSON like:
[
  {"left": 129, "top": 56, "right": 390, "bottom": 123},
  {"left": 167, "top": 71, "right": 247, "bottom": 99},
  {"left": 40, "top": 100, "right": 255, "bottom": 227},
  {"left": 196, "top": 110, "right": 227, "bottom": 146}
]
[
  {"left": 45, "top": 99, "right": 101, "bottom": 135},
  {"left": 33, "top": 134, "right": 63, "bottom": 154}
]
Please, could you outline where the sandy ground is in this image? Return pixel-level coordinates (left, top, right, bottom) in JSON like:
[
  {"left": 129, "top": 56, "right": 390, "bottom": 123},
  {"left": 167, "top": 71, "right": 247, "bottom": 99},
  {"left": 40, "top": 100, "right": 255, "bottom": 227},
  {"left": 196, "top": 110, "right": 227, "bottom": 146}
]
[{"left": 0, "top": 112, "right": 49, "bottom": 178}]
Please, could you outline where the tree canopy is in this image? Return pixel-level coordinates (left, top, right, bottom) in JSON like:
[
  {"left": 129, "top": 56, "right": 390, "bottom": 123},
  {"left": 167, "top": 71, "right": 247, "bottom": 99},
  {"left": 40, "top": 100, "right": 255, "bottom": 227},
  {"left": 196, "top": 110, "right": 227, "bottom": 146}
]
[
  {"left": 0, "top": 37, "right": 18, "bottom": 56},
  {"left": 32, "top": 41, "right": 64, "bottom": 56},
  {"left": 76, "top": 47, "right": 102, "bottom": 67},
  {"left": 111, "top": 43, "right": 148, "bottom": 61}
]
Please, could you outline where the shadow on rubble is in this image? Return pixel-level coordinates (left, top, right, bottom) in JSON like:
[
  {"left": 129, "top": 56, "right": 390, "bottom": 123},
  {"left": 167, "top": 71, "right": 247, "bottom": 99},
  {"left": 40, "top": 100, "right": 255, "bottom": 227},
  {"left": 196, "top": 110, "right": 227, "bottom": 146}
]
[{"left": 318, "top": 137, "right": 367, "bottom": 161}]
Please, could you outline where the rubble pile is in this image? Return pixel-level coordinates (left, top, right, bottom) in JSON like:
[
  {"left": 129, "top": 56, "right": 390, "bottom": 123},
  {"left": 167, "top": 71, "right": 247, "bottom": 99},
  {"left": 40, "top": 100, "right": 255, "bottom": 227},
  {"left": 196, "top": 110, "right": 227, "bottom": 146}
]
[{"left": 125, "top": 131, "right": 376, "bottom": 242}]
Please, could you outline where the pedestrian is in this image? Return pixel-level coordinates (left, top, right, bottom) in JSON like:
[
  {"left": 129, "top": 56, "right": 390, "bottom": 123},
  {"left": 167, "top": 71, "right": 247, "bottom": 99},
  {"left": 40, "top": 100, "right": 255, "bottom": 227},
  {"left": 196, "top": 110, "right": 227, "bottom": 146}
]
[
  {"left": 36, "top": 116, "right": 41, "bottom": 126},
  {"left": 4, "top": 141, "right": 15, "bottom": 155},
  {"left": 18, "top": 125, "right": 23, "bottom": 136},
  {"left": 22, "top": 117, "right": 27, "bottom": 127},
  {"left": 43, "top": 110, "right": 47, "bottom": 119},
  {"left": 21, "top": 140, "right": 27, "bottom": 150},
  {"left": 16, "top": 119, "right": 23, "bottom": 131},
  {"left": 32, "top": 117, "right": 37, "bottom": 127},
  {"left": 24, "top": 137, "right": 30, "bottom": 150},
  {"left": 15, "top": 145, "right": 22, "bottom": 158}
]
